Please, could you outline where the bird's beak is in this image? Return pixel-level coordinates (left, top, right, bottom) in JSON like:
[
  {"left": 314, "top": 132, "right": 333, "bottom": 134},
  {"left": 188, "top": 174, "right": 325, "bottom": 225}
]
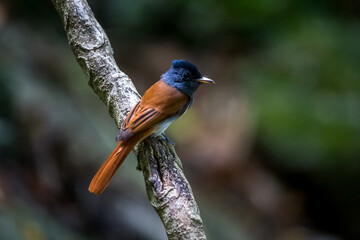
[{"left": 196, "top": 76, "right": 215, "bottom": 84}]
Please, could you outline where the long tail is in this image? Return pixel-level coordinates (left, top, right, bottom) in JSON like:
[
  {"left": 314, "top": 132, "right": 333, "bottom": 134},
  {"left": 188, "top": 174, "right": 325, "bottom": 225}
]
[{"left": 88, "top": 139, "right": 137, "bottom": 195}]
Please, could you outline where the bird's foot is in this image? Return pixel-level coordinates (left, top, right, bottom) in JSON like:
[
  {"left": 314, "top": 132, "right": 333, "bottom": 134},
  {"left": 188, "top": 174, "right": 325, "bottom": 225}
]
[{"left": 157, "top": 133, "right": 175, "bottom": 146}]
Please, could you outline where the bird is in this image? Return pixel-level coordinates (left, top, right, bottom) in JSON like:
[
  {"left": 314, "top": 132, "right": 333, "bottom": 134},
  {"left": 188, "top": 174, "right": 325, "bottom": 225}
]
[{"left": 88, "top": 60, "right": 215, "bottom": 195}]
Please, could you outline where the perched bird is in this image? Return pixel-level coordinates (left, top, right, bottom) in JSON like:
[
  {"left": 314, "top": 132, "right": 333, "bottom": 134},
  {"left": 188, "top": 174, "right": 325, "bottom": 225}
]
[{"left": 89, "top": 60, "right": 214, "bottom": 194}]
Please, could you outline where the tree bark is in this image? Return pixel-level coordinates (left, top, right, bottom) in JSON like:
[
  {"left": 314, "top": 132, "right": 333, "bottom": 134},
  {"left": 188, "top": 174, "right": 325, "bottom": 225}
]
[{"left": 51, "top": 0, "right": 207, "bottom": 239}]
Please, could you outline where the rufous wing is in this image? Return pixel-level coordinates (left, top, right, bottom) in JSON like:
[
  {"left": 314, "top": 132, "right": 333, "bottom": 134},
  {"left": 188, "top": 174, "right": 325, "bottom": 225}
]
[{"left": 122, "top": 80, "right": 190, "bottom": 134}]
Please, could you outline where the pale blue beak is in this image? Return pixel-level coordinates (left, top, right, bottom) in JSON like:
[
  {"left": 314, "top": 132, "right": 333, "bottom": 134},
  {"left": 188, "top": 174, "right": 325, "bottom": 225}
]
[{"left": 196, "top": 76, "right": 215, "bottom": 84}]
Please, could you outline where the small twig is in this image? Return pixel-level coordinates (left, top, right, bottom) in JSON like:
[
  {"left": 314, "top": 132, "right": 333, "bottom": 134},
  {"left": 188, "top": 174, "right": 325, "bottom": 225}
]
[{"left": 51, "top": 0, "right": 206, "bottom": 239}]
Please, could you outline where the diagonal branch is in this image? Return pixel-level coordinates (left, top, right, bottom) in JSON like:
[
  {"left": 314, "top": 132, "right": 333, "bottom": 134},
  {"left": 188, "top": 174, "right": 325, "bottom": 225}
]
[{"left": 51, "top": 0, "right": 207, "bottom": 239}]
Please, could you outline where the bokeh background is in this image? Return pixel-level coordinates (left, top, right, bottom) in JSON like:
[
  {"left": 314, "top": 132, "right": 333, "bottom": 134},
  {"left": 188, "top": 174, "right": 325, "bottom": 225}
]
[{"left": 1, "top": 0, "right": 359, "bottom": 239}]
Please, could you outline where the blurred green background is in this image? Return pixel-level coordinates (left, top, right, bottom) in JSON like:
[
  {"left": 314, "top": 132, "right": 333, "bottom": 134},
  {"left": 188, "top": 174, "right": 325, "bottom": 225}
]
[{"left": 0, "top": 0, "right": 359, "bottom": 239}]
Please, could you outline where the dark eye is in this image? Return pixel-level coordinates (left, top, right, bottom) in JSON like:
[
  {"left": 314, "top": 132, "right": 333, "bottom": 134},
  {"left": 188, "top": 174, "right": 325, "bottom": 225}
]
[{"left": 184, "top": 72, "right": 191, "bottom": 80}]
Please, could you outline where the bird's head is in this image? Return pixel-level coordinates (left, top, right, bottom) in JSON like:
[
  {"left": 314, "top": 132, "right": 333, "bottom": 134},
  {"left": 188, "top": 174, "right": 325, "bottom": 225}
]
[{"left": 161, "top": 60, "right": 214, "bottom": 98}]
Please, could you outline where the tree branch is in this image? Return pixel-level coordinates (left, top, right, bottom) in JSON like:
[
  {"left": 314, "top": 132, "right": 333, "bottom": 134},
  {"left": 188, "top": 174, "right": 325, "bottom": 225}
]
[{"left": 51, "top": 0, "right": 206, "bottom": 239}]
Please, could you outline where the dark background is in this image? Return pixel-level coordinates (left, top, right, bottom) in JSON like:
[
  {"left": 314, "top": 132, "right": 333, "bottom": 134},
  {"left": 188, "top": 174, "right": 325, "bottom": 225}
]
[{"left": 0, "top": 0, "right": 359, "bottom": 239}]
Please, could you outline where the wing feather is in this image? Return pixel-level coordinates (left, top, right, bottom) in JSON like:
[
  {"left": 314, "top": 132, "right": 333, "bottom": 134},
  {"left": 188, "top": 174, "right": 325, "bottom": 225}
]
[{"left": 121, "top": 81, "right": 190, "bottom": 135}]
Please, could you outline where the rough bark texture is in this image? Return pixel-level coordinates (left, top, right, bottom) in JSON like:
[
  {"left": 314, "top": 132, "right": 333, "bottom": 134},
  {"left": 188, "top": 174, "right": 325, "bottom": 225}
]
[{"left": 51, "top": 0, "right": 206, "bottom": 239}]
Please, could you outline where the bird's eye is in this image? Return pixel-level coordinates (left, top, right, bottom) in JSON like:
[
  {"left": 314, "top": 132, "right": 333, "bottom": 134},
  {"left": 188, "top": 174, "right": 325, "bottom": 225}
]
[{"left": 184, "top": 72, "right": 191, "bottom": 80}]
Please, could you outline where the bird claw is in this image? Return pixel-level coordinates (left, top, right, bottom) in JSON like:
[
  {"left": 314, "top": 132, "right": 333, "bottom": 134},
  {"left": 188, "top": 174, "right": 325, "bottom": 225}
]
[{"left": 157, "top": 133, "right": 175, "bottom": 146}]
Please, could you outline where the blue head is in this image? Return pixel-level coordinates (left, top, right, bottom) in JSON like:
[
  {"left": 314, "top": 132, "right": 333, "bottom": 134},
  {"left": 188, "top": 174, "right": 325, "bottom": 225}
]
[{"left": 161, "top": 60, "right": 214, "bottom": 99}]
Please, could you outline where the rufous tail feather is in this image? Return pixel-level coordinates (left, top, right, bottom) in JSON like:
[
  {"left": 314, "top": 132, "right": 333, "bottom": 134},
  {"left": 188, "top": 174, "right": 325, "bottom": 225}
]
[{"left": 88, "top": 139, "right": 137, "bottom": 195}]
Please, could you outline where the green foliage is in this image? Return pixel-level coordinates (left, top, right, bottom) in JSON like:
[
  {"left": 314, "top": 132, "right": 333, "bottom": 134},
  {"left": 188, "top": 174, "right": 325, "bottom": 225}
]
[{"left": 244, "top": 16, "right": 360, "bottom": 171}]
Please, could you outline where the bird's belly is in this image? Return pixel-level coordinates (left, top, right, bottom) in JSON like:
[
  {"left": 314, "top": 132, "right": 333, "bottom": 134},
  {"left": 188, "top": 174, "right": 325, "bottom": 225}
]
[{"left": 152, "top": 117, "right": 178, "bottom": 137}]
